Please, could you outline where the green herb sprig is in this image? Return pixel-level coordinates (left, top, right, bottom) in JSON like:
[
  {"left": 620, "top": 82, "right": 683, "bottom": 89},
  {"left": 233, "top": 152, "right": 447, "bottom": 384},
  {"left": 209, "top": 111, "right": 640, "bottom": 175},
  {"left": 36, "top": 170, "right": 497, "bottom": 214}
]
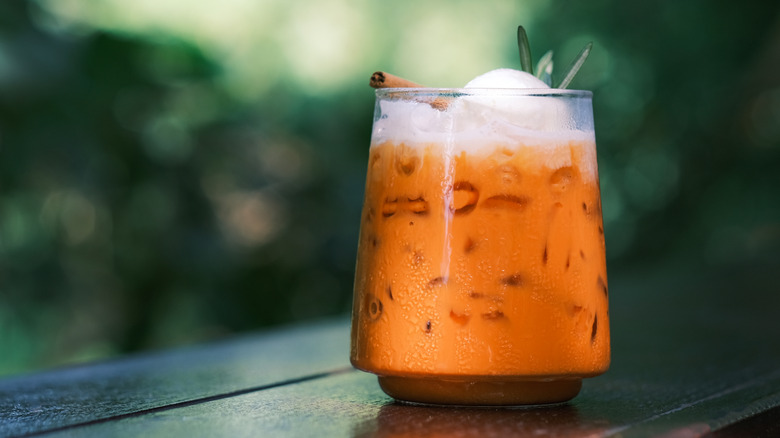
[{"left": 516, "top": 25, "right": 592, "bottom": 89}]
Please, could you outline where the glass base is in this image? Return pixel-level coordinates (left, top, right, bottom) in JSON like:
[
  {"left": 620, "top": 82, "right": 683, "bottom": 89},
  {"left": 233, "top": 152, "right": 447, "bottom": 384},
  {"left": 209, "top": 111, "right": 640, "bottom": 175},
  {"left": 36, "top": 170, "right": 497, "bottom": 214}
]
[{"left": 377, "top": 375, "right": 582, "bottom": 406}]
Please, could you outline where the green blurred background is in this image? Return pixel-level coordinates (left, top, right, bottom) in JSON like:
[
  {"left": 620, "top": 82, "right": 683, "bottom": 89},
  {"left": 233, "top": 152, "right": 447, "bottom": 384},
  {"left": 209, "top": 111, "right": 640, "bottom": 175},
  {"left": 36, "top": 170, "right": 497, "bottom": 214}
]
[{"left": 1, "top": 0, "right": 778, "bottom": 376}]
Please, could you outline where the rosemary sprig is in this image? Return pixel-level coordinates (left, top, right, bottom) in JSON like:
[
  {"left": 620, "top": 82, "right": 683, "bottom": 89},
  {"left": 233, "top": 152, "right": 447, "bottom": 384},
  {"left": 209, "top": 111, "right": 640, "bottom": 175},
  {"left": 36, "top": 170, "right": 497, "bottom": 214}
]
[
  {"left": 516, "top": 25, "right": 592, "bottom": 89},
  {"left": 535, "top": 50, "right": 554, "bottom": 87},
  {"left": 516, "top": 26, "right": 533, "bottom": 74},
  {"left": 557, "top": 42, "right": 592, "bottom": 89}
]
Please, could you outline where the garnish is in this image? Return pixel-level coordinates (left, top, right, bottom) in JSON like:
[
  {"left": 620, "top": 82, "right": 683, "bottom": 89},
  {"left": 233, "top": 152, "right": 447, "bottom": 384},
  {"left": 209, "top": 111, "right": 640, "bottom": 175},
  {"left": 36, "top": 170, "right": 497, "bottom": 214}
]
[
  {"left": 535, "top": 50, "right": 554, "bottom": 86},
  {"left": 557, "top": 42, "right": 592, "bottom": 89},
  {"left": 516, "top": 25, "right": 592, "bottom": 89},
  {"left": 516, "top": 26, "right": 533, "bottom": 74}
]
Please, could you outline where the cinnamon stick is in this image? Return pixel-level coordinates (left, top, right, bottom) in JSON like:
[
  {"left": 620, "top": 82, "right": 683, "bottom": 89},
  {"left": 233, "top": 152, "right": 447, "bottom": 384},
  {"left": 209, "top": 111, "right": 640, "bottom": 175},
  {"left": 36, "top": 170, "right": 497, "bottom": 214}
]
[
  {"left": 369, "top": 71, "right": 423, "bottom": 89},
  {"left": 369, "top": 71, "right": 449, "bottom": 110}
]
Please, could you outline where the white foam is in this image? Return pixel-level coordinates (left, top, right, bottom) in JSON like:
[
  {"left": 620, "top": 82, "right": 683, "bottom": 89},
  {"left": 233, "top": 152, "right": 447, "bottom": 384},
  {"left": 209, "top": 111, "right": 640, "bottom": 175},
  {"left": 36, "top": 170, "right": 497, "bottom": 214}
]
[
  {"left": 370, "top": 69, "right": 598, "bottom": 179},
  {"left": 371, "top": 93, "right": 593, "bottom": 149}
]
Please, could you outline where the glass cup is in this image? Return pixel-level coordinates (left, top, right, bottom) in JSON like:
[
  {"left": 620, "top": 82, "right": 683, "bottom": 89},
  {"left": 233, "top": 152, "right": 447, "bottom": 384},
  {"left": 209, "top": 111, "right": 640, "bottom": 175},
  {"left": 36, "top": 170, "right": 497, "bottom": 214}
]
[{"left": 350, "top": 88, "right": 610, "bottom": 405}]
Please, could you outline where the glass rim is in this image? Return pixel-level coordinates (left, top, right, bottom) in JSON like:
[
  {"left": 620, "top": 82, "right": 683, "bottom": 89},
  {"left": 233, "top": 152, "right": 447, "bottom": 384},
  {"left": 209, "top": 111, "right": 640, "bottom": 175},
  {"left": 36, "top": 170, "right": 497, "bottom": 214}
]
[{"left": 375, "top": 87, "right": 592, "bottom": 98}]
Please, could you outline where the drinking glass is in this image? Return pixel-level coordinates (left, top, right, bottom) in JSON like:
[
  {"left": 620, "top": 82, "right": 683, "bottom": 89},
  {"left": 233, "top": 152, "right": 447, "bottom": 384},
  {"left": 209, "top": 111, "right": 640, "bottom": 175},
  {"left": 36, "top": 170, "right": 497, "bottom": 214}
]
[{"left": 350, "top": 88, "right": 609, "bottom": 405}]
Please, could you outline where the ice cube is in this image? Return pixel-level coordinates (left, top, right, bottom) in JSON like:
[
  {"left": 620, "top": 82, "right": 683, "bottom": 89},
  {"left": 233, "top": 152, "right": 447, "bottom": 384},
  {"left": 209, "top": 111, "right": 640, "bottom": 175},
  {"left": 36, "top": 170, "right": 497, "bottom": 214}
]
[
  {"left": 497, "top": 164, "right": 521, "bottom": 186},
  {"left": 451, "top": 181, "right": 479, "bottom": 214},
  {"left": 449, "top": 310, "right": 471, "bottom": 325},
  {"left": 382, "top": 198, "right": 398, "bottom": 217},
  {"left": 406, "top": 196, "right": 429, "bottom": 215},
  {"left": 549, "top": 166, "right": 577, "bottom": 193},
  {"left": 395, "top": 151, "right": 419, "bottom": 176},
  {"left": 483, "top": 194, "right": 530, "bottom": 211}
]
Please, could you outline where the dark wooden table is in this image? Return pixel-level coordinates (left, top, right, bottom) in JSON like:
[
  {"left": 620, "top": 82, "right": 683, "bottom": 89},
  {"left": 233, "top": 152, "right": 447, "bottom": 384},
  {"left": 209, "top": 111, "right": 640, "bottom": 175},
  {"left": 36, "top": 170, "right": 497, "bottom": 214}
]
[{"left": 2, "top": 259, "right": 779, "bottom": 437}]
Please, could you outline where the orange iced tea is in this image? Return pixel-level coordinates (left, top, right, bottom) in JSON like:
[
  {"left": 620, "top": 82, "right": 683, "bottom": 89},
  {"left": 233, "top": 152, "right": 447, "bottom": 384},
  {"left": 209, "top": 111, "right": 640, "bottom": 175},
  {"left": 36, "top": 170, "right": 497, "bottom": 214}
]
[{"left": 350, "top": 89, "right": 609, "bottom": 405}]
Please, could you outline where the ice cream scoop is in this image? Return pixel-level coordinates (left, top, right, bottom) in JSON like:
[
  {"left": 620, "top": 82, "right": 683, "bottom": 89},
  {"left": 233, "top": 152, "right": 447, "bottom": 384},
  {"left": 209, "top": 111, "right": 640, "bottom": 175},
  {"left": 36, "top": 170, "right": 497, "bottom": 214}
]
[
  {"left": 464, "top": 68, "right": 550, "bottom": 89},
  {"left": 454, "top": 68, "right": 568, "bottom": 134}
]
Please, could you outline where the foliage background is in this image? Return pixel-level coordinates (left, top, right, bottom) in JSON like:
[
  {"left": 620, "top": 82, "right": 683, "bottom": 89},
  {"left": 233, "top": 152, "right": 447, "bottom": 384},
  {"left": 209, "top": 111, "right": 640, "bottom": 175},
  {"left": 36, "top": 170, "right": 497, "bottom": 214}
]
[{"left": 1, "top": 0, "right": 779, "bottom": 375}]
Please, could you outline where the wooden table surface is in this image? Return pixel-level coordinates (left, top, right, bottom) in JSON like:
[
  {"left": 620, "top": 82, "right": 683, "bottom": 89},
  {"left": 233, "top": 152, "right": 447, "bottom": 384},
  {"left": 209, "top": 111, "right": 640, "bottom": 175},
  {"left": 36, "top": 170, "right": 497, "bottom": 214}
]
[{"left": 1, "top": 259, "right": 779, "bottom": 437}]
